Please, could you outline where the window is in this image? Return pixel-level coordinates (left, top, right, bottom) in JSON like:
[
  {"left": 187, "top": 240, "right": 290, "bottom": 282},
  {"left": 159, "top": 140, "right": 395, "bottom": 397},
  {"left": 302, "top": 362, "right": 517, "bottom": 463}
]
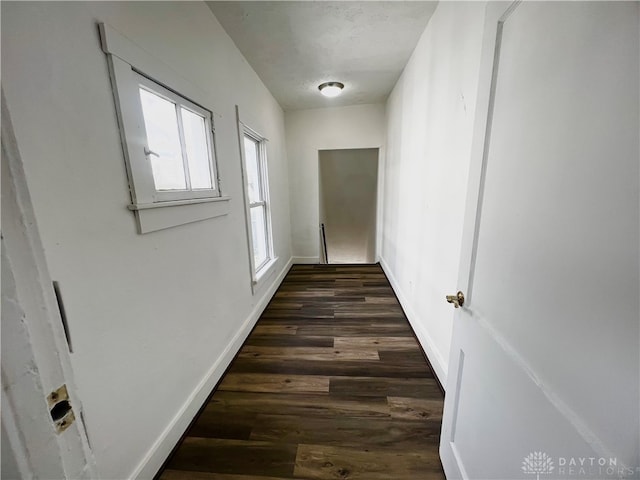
[
  {"left": 99, "top": 23, "right": 229, "bottom": 233},
  {"left": 239, "top": 123, "right": 275, "bottom": 285},
  {"left": 137, "top": 74, "right": 218, "bottom": 198}
]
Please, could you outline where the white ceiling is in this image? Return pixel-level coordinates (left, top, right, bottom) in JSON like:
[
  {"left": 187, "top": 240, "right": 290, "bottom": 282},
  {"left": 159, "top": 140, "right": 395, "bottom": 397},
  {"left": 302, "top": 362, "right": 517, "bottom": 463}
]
[{"left": 207, "top": 1, "right": 438, "bottom": 111}]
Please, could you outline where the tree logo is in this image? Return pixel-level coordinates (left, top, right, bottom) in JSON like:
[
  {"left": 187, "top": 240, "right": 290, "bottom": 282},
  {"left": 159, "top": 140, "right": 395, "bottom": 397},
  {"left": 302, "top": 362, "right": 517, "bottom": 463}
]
[{"left": 522, "top": 451, "right": 555, "bottom": 480}]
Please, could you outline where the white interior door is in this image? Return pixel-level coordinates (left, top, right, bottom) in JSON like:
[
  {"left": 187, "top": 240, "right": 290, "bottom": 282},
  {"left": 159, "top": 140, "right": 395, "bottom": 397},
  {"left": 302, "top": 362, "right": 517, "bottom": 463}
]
[
  {"left": 440, "top": 3, "right": 639, "bottom": 479},
  {"left": 1, "top": 92, "right": 96, "bottom": 479}
]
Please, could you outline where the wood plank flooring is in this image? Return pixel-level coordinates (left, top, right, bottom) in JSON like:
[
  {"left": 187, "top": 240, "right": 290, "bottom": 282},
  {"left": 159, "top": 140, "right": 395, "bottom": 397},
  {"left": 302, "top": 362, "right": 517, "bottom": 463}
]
[{"left": 157, "top": 264, "right": 445, "bottom": 480}]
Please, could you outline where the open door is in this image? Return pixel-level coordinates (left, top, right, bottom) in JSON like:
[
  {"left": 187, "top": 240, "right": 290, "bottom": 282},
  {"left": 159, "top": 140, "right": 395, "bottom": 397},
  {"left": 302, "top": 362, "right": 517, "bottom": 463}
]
[
  {"left": 440, "top": 3, "right": 639, "bottom": 479},
  {"left": 1, "top": 92, "right": 96, "bottom": 478}
]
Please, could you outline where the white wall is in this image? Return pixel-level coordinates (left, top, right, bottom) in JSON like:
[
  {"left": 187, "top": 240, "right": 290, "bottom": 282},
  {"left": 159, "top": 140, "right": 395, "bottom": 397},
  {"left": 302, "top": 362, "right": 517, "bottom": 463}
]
[
  {"left": 2, "top": 2, "right": 292, "bottom": 478},
  {"left": 285, "top": 104, "right": 385, "bottom": 262},
  {"left": 379, "top": 2, "right": 486, "bottom": 384},
  {"left": 319, "top": 149, "right": 379, "bottom": 263}
]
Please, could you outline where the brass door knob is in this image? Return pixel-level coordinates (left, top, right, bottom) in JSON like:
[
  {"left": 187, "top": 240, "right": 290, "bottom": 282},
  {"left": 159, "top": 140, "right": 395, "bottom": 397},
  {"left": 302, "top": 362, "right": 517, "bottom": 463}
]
[{"left": 446, "top": 291, "right": 465, "bottom": 308}]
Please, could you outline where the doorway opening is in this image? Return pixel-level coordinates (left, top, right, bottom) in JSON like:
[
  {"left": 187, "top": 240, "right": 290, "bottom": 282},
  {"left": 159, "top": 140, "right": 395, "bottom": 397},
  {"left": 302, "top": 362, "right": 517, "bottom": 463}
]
[{"left": 318, "top": 148, "right": 379, "bottom": 264}]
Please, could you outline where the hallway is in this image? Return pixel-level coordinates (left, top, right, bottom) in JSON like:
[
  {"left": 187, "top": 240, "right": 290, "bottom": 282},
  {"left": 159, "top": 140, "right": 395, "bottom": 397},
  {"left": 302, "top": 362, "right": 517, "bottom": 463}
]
[{"left": 158, "top": 264, "right": 445, "bottom": 479}]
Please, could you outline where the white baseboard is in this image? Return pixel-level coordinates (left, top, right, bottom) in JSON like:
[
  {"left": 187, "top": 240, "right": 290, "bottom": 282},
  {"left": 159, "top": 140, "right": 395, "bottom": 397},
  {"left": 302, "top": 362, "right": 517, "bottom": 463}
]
[
  {"left": 292, "top": 256, "right": 320, "bottom": 264},
  {"left": 379, "top": 256, "right": 448, "bottom": 387},
  {"left": 131, "top": 256, "right": 293, "bottom": 479},
  {"left": 440, "top": 441, "right": 469, "bottom": 480}
]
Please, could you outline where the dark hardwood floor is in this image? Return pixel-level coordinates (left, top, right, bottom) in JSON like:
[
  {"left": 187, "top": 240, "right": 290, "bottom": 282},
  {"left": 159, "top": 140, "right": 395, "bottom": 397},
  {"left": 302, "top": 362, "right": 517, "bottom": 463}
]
[{"left": 157, "top": 264, "right": 446, "bottom": 480}]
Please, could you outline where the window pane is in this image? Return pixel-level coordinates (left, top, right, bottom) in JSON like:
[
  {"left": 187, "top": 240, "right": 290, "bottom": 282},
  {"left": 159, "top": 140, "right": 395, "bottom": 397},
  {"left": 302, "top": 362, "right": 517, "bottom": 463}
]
[
  {"left": 250, "top": 205, "right": 268, "bottom": 269},
  {"left": 139, "top": 88, "right": 186, "bottom": 190},
  {"left": 181, "top": 108, "right": 213, "bottom": 190},
  {"left": 243, "top": 136, "right": 261, "bottom": 203}
]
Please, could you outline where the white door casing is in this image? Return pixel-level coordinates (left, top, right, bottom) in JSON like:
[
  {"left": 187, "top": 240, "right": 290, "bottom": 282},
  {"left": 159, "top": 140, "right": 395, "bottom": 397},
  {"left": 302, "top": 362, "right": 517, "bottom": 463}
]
[
  {"left": 1, "top": 91, "right": 97, "bottom": 478},
  {"left": 440, "top": 2, "right": 639, "bottom": 479}
]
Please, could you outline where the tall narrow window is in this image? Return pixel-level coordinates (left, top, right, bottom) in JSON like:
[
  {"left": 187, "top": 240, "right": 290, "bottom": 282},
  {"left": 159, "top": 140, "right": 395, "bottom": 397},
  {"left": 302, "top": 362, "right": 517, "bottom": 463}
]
[{"left": 240, "top": 126, "right": 274, "bottom": 280}]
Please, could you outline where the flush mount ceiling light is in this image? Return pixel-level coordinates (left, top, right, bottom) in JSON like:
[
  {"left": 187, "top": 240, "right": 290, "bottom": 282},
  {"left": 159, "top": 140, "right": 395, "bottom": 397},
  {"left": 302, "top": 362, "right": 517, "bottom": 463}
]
[{"left": 318, "top": 81, "right": 344, "bottom": 98}]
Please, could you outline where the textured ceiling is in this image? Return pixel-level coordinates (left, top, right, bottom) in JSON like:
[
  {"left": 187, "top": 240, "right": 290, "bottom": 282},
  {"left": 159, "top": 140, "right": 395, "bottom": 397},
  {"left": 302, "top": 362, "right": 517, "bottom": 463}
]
[{"left": 207, "top": 1, "right": 438, "bottom": 110}]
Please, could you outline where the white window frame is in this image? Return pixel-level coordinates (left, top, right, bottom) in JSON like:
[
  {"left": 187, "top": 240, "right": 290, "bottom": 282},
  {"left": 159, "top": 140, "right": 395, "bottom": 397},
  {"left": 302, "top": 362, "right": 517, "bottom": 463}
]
[
  {"left": 237, "top": 109, "right": 276, "bottom": 292},
  {"left": 136, "top": 72, "right": 219, "bottom": 202},
  {"left": 99, "top": 23, "right": 230, "bottom": 233}
]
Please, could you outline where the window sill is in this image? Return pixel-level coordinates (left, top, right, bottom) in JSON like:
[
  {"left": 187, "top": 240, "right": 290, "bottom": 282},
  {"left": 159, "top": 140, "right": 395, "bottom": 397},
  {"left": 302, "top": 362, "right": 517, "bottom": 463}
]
[
  {"left": 128, "top": 196, "right": 231, "bottom": 234},
  {"left": 253, "top": 257, "right": 278, "bottom": 293}
]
